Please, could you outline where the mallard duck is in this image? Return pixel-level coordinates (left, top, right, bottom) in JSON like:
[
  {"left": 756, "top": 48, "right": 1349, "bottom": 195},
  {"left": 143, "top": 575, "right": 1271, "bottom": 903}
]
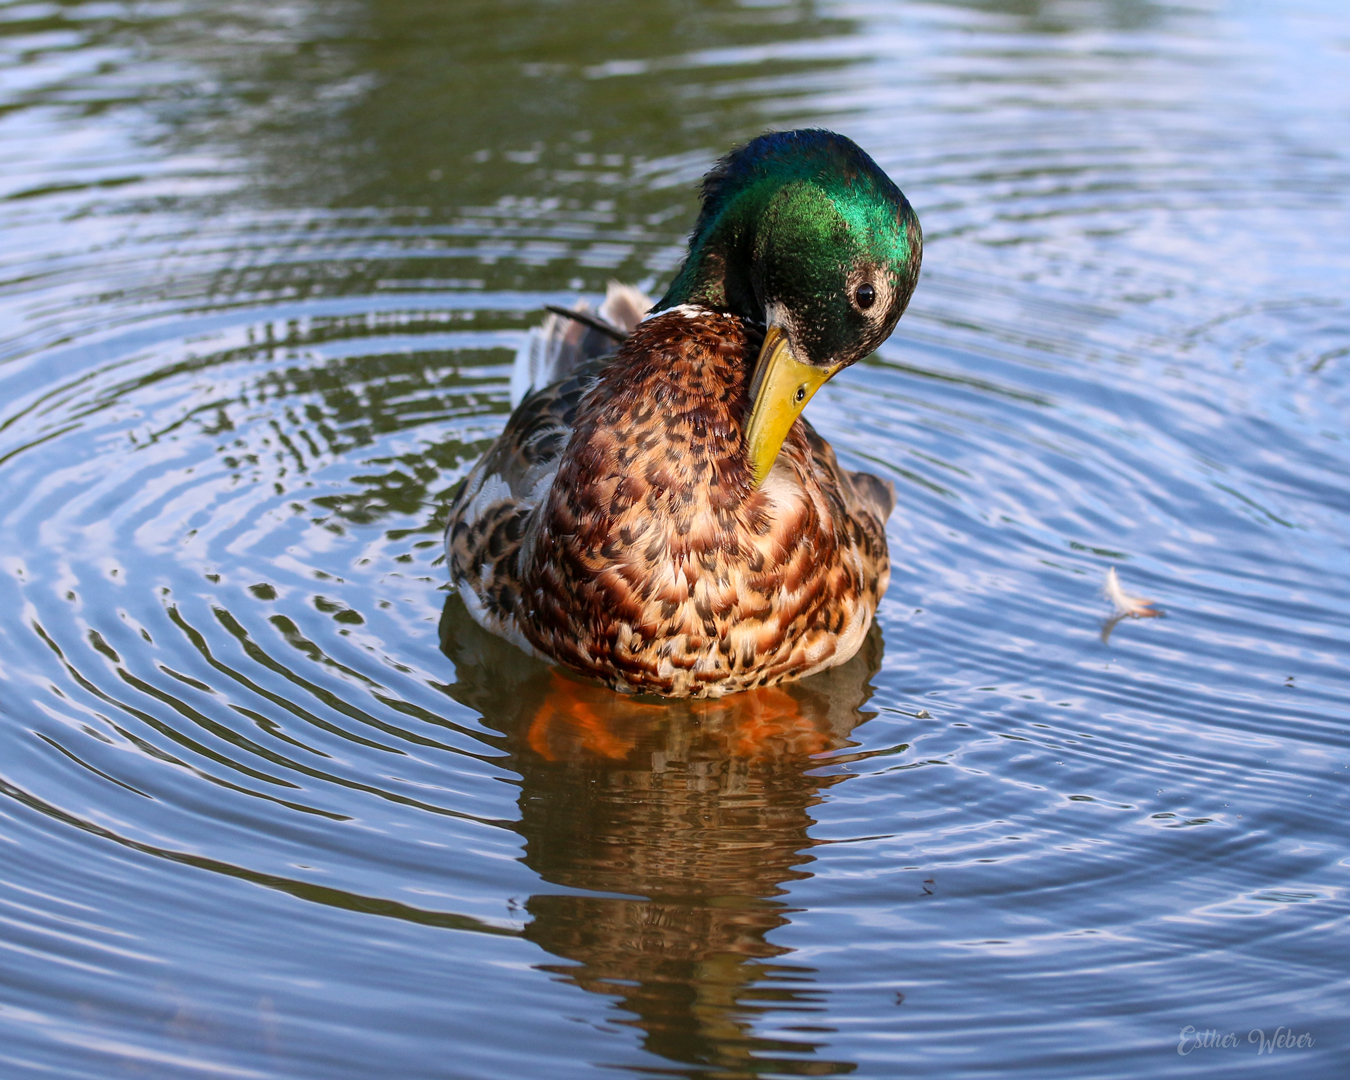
[{"left": 446, "top": 129, "right": 922, "bottom": 698}]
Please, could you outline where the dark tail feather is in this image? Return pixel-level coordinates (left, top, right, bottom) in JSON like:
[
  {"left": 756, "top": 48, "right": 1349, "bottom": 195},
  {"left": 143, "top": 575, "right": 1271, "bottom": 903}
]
[{"left": 510, "top": 283, "right": 652, "bottom": 406}]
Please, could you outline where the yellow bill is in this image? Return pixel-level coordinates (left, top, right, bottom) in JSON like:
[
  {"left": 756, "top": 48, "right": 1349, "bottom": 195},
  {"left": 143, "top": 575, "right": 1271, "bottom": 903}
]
[{"left": 744, "top": 322, "right": 839, "bottom": 485}]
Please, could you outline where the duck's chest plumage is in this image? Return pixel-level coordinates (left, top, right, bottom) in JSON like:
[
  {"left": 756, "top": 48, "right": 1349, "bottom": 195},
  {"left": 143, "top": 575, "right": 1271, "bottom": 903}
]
[{"left": 446, "top": 309, "right": 892, "bottom": 698}]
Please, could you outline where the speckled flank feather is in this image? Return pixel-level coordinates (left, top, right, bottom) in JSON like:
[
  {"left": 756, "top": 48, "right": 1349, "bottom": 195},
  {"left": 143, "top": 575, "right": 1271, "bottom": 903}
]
[
  {"left": 446, "top": 350, "right": 602, "bottom": 655},
  {"left": 447, "top": 308, "right": 893, "bottom": 698}
]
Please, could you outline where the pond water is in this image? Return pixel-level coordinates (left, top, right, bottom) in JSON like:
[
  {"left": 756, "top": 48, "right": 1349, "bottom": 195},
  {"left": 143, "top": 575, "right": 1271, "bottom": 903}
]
[{"left": 1, "top": 1, "right": 1348, "bottom": 1076}]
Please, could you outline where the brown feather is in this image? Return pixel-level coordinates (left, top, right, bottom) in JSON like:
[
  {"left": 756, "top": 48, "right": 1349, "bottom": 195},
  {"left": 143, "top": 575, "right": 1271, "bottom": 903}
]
[{"left": 447, "top": 308, "right": 891, "bottom": 698}]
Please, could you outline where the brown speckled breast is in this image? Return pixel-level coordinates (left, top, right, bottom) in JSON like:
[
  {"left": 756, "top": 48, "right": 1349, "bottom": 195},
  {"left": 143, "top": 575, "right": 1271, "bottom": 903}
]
[{"left": 446, "top": 309, "right": 893, "bottom": 698}]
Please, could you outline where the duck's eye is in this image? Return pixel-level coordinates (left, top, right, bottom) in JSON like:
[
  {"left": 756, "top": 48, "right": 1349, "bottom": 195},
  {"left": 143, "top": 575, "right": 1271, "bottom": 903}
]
[{"left": 855, "top": 282, "right": 876, "bottom": 310}]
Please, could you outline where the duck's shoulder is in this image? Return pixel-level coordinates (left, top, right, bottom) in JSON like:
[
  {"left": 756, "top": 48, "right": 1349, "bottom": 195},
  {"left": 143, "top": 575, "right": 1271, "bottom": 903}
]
[
  {"left": 795, "top": 417, "right": 896, "bottom": 526},
  {"left": 584, "top": 306, "right": 759, "bottom": 414},
  {"left": 633, "top": 305, "right": 756, "bottom": 359}
]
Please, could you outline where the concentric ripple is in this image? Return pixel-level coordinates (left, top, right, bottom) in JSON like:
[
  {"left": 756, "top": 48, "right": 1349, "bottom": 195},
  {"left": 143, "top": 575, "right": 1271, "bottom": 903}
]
[{"left": 1, "top": 1, "right": 1348, "bottom": 1078}]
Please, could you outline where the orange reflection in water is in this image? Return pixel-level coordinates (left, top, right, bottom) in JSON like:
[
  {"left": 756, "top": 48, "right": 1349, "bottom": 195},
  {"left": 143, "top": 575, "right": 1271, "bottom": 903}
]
[{"left": 525, "top": 671, "right": 838, "bottom": 765}]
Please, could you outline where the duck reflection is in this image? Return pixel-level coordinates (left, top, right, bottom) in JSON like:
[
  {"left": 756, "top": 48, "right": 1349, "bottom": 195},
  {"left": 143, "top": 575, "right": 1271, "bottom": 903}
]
[{"left": 441, "top": 596, "right": 881, "bottom": 1076}]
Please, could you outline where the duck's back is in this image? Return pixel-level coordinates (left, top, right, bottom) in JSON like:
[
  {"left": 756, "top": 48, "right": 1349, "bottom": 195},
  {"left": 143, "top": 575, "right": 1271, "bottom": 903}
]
[{"left": 446, "top": 308, "right": 892, "bottom": 698}]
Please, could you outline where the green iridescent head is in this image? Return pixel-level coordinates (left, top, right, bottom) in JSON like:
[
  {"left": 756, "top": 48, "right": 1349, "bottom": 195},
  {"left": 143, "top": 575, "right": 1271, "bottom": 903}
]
[
  {"left": 656, "top": 128, "right": 923, "bottom": 370},
  {"left": 656, "top": 130, "right": 923, "bottom": 484}
]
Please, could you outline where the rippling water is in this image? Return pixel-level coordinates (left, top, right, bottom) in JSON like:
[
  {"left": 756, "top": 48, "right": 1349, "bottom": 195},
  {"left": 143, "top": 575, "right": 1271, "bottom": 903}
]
[{"left": 1, "top": 1, "right": 1348, "bottom": 1076}]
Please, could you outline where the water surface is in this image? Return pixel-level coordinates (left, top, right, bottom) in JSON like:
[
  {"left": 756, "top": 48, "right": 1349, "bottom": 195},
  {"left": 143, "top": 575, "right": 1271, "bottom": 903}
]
[{"left": 1, "top": 1, "right": 1348, "bottom": 1076}]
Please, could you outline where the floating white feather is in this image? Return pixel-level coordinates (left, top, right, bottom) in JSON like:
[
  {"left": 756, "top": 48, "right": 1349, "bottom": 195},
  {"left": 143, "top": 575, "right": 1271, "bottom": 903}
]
[
  {"left": 1102, "top": 566, "right": 1160, "bottom": 618},
  {"left": 1100, "top": 566, "right": 1161, "bottom": 643}
]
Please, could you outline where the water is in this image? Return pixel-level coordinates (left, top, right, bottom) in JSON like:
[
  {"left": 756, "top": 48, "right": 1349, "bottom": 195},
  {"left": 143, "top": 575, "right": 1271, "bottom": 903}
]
[{"left": 1, "top": 1, "right": 1348, "bottom": 1076}]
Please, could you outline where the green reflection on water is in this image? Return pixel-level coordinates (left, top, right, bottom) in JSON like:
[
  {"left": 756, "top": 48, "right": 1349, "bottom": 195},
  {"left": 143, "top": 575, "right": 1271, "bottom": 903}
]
[{"left": 59, "top": 0, "right": 855, "bottom": 214}]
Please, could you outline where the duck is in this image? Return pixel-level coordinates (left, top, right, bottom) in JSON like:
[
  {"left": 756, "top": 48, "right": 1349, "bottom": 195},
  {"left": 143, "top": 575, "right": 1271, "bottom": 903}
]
[{"left": 445, "top": 129, "right": 922, "bottom": 698}]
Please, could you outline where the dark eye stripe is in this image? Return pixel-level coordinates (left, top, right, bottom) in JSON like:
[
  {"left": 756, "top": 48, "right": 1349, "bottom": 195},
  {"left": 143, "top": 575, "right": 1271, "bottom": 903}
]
[{"left": 856, "top": 282, "right": 876, "bottom": 309}]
